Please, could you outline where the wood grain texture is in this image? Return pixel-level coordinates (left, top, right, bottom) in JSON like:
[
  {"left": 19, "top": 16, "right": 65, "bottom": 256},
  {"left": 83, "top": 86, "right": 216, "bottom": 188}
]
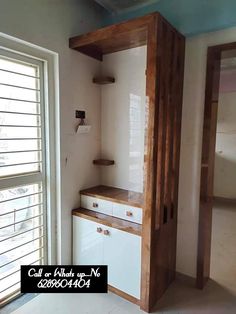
[
  {"left": 108, "top": 285, "right": 140, "bottom": 305},
  {"left": 197, "top": 42, "right": 236, "bottom": 289},
  {"left": 141, "top": 14, "right": 185, "bottom": 312},
  {"left": 69, "top": 13, "right": 158, "bottom": 61},
  {"left": 70, "top": 12, "right": 185, "bottom": 313},
  {"left": 72, "top": 208, "right": 142, "bottom": 236},
  {"left": 80, "top": 185, "right": 143, "bottom": 208},
  {"left": 93, "top": 159, "right": 115, "bottom": 165},
  {"left": 93, "top": 76, "right": 115, "bottom": 84}
]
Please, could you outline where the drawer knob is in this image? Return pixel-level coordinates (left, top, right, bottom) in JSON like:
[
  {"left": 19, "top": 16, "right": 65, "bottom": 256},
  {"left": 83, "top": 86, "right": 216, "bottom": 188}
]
[
  {"left": 126, "top": 211, "right": 133, "bottom": 217},
  {"left": 93, "top": 202, "right": 99, "bottom": 208},
  {"left": 97, "top": 227, "right": 103, "bottom": 233},
  {"left": 103, "top": 230, "right": 110, "bottom": 236}
]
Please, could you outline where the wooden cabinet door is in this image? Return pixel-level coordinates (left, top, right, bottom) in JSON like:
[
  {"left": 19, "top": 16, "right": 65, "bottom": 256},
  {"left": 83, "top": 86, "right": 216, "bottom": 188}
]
[
  {"left": 73, "top": 216, "right": 104, "bottom": 265},
  {"left": 103, "top": 226, "right": 141, "bottom": 299}
]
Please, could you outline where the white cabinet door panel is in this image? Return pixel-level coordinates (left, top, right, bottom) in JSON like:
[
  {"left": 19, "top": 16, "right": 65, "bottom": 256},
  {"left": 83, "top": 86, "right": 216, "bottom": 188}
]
[
  {"left": 73, "top": 216, "right": 104, "bottom": 265},
  {"left": 103, "top": 226, "right": 141, "bottom": 299}
]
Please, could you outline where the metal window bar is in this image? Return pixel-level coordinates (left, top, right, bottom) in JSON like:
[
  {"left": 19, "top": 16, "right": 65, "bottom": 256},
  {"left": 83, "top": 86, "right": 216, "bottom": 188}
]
[
  {"left": 0, "top": 125, "right": 41, "bottom": 128},
  {"left": 0, "top": 281, "right": 21, "bottom": 295},
  {"left": 0, "top": 202, "right": 43, "bottom": 217},
  {"left": 0, "top": 68, "right": 40, "bottom": 79},
  {"left": 0, "top": 247, "right": 43, "bottom": 269},
  {"left": 0, "top": 82, "right": 40, "bottom": 91},
  {"left": 0, "top": 213, "right": 43, "bottom": 230},
  {"left": 0, "top": 111, "right": 40, "bottom": 116},
  {"left": 0, "top": 224, "right": 43, "bottom": 242},
  {"left": 0, "top": 97, "right": 40, "bottom": 103},
  {"left": 0, "top": 150, "right": 42, "bottom": 154},
  {"left": 0, "top": 257, "right": 44, "bottom": 281},
  {"left": 0, "top": 138, "right": 42, "bottom": 140},
  {"left": 0, "top": 235, "right": 44, "bottom": 255},
  {"left": 0, "top": 191, "right": 42, "bottom": 204},
  {"left": 0, "top": 161, "right": 42, "bottom": 168}
]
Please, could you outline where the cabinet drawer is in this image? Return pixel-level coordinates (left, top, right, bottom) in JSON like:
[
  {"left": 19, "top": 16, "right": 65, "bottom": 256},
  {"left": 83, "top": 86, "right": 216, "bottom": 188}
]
[
  {"left": 113, "top": 203, "right": 142, "bottom": 224},
  {"left": 81, "top": 195, "right": 113, "bottom": 216}
]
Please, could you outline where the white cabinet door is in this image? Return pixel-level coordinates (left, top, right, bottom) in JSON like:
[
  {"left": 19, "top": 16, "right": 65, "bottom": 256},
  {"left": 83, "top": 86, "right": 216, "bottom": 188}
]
[
  {"left": 73, "top": 216, "right": 104, "bottom": 265},
  {"left": 103, "top": 226, "right": 141, "bottom": 299}
]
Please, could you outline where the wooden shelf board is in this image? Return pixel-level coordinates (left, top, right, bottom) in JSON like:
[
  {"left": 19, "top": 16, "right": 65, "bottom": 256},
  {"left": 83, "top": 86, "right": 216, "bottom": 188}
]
[
  {"left": 69, "top": 13, "right": 158, "bottom": 61},
  {"left": 93, "top": 76, "right": 115, "bottom": 84},
  {"left": 80, "top": 185, "right": 143, "bottom": 208},
  {"left": 72, "top": 208, "right": 142, "bottom": 236},
  {"left": 93, "top": 159, "right": 115, "bottom": 166}
]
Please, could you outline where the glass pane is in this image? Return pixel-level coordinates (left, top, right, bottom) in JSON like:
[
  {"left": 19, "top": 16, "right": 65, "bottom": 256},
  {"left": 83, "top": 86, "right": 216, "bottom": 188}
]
[
  {"left": 0, "top": 58, "right": 37, "bottom": 77},
  {"left": 0, "top": 70, "right": 40, "bottom": 89},
  {"left": 0, "top": 183, "right": 44, "bottom": 302},
  {"left": 0, "top": 139, "right": 41, "bottom": 153},
  {"left": 0, "top": 99, "right": 40, "bottom": 114},
  {"left": 0, "top": 151, "right": 42, "bottom": 166},
  {"left": 0, "top": 85, "right": 40, "bottom": 102},
  {"left": 0, "top": 184, "right": 42, "bottom": 209},
  {"left": 0, "top": 112, "right": 40, "bottom": 126},
  {"left": 0, "top": 126, "right": 41, "bottom": 139}
]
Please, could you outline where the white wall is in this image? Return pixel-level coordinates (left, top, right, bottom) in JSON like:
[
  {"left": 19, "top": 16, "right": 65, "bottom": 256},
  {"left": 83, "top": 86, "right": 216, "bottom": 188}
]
[
  {"left": 100, "top": 46, "right": 146, "bottom": 193},
  {"left": 214, "top": 92, "right": 236, "bottom": 199},
  {"left": 1, "top": 0, "right": 236, "bottom": 277},
  {"left": 177, "top": 26, "right": 236, "bottom": 278},
  {"left": 0, "top": 0, "right": 104, "bottom": 264}
]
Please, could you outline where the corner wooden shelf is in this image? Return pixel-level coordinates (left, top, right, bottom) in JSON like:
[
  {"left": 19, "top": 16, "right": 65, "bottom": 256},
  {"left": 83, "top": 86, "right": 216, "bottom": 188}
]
[
  {"left": 93, "top": 76, "right": 115, "bottom": 84},
  {"left": 93, "top": 159, "right": 114, "bottom": 166}
]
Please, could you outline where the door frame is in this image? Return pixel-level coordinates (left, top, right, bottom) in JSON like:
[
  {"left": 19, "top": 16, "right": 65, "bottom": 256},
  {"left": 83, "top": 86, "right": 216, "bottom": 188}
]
[{"left": 197, "top": 41, "right": 236, "bottom": 289}]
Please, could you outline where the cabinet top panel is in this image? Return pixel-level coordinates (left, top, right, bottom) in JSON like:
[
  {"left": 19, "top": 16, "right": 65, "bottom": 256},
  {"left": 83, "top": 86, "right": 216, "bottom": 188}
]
[
  {"left": 69, "top": 13, "right": 159, "bottom": 61},
  {"left": 80, "top": 185, "right": 143, "bottom": 208}
]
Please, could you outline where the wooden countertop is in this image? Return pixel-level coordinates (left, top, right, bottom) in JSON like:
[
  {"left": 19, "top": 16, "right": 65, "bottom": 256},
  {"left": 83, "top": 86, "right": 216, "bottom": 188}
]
[
  {"left": 80, "top": 185, "right": 143, "bottom": 208},
  {"left": 72, "top": 208, "right": 142, "bottom": 236}
]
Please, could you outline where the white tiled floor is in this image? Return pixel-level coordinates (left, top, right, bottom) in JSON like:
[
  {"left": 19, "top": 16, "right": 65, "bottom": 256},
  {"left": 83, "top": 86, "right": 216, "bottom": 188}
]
[
  {"left": 210, "top": 199, "right": 236, "bottom": 294},
  {"left": 7, "top": 278, "right": 236, "bottom": 314}
]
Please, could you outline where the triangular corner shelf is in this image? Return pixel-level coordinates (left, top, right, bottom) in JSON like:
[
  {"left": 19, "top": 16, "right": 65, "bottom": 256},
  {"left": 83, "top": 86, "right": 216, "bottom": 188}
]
[
  {"left": 93, "top": 159, "right": 115, "bottom": 166},
  {"left": 93, "top": 76, "right": 115, "bottom": 85}
]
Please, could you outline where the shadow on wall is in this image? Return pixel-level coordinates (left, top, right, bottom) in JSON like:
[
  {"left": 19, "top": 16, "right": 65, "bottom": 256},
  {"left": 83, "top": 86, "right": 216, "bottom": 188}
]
[{"left": 214, "top": 152, "right": 236, "bottom": 199}]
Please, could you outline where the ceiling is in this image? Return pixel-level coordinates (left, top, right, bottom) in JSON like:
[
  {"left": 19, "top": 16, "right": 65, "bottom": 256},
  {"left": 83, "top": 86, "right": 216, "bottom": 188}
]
[
  {"left": 94, "top": 0, "right": 160, "bottom": 13},
  {"left": 95, "top": 0, "right": 236, "bottom": 37}
]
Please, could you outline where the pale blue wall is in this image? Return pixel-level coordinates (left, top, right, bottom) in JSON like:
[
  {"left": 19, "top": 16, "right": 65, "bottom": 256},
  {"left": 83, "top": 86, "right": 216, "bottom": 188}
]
[{"left": 102, "top": 0, "right": 236, "bottom": 36}]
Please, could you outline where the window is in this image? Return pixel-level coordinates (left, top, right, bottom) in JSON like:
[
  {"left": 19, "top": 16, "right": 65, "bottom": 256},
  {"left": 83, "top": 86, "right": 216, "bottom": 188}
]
[{"left": 0, "top": 50, "right": 47, "bottom": 304}]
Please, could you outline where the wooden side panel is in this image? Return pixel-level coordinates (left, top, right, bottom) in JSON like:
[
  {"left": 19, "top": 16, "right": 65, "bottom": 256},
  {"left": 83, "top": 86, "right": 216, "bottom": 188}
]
[
  {"left": 197, "top": 48, "right": 221, "bottom": 289},
  {"left": 141, "top": 15, "right": 185, "bottom": 312}
]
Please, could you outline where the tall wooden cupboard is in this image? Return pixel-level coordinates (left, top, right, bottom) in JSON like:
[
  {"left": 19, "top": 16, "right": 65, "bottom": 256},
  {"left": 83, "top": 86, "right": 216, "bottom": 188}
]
[{"left": 70, "top": 12, "right": 185, "bottom": 313}]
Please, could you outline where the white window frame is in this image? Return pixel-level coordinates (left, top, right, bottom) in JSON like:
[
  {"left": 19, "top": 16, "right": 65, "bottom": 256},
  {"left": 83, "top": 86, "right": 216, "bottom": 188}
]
[{"left": 0, "top": 32, "right": 61, "bottom": 266}]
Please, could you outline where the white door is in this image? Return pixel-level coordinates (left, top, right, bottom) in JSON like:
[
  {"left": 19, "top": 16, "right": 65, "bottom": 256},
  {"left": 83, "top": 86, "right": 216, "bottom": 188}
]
[
  {"left": 73, "top": 216, "right": 104, "bottom": 265},
  {"left": 103, "top": 226, "right": 141, "bottom": 299}
]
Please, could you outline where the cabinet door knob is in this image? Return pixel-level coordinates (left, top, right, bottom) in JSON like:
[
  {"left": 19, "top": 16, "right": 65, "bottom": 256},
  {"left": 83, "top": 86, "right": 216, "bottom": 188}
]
[
  {"left": 97, "top": 227, "right": 103, "bottom": 233},
  {"left": 103, "top": 230, "right": 110, "bottom": 236},
  {"left": 126, "top": 211, "right": 133, "bottom": 217},
  {"left": 93, "top": 202, "right": 99, "bottom": 208}
]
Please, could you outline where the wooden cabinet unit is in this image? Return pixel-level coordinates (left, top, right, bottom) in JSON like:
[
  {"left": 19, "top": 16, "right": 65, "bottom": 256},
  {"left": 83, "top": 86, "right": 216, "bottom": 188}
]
[{"left": 70, "top": 12, "right": 185, "bottom": 312}]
